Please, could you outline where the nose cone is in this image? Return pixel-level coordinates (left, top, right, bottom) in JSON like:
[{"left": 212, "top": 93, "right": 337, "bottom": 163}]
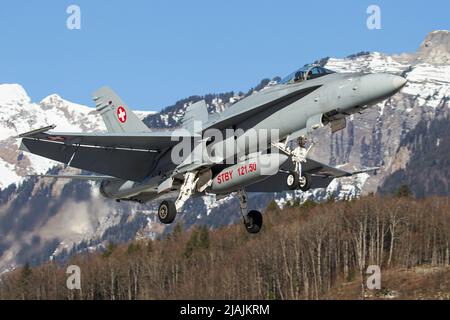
[
  {"left": 392, "top": 75, "right": 407, "bottom": 90},
  {"left": 358, "top": 73, "right": 407, "bottom": 104}
]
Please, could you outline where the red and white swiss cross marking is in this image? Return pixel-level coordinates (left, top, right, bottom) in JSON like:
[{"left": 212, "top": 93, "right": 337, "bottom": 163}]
[{"left": 117, "top": 106, "right": 127, "bottom": 123}]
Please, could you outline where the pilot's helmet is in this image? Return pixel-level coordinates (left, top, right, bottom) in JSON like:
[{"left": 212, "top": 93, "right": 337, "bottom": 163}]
[{"left": 294, "top": 71, "right": 303, "bottom": 82}]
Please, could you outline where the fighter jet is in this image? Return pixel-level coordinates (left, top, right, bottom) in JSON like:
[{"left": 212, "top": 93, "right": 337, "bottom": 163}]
[{"left": 17, "top": 64, "right": 406, "bottom": 233}]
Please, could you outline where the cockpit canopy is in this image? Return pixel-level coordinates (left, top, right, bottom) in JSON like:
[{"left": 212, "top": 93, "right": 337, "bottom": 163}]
[{"left": 280, "top": 64, "right": 335, "bottom": 85}]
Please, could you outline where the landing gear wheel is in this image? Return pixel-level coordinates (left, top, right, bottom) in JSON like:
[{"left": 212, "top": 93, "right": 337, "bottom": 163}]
[
  {"left": 298, "top": 173, "right": 311, "bottom": 192},
  {"left": 286, "top": 172, "right": 299, "bottom": 190},
  {"left": 244, "top": 210, "right": 263, "bottom": 234},
  {"left": 158, "top": 200, "right": 177, "bottom": 224}
]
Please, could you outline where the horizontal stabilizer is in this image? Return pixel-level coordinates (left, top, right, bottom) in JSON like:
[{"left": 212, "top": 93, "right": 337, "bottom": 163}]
[
  {"left": 29, "top": 174, "right": 115, "bottom": 180},
  {"left": 18, "top": 125, "right": 198, "bottom": 181},
  {"left": 18, "top": 125, "right": 197, "bottom": 150},
  {"left": 16, "top": 125, "right": 56, "bottom": 138},
  {"left": 350, "top": 167, "right": 380, "bottom": 175}
]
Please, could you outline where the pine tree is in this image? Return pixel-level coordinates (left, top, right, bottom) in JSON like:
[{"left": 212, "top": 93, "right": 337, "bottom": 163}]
[
  {"left": 170, "top": 222, "right": 184, "bottom": 241},
  {"left": 183, "top": 228, "right": 198, "bottom": 258},
  {"left": 103, "top": 242, "right": 117, "bottom": 258},
  {"left": 266, "top": 200, "right": 279, "bottom": 212},
  {"left": 396, "top": 184, "right": 412, "bottom": 198},
  {"left": 198, "top": 226, "right": 210, "bottom": 250},
  {"left": 20, "top": 263, "right": 32, "bottom": 299}
]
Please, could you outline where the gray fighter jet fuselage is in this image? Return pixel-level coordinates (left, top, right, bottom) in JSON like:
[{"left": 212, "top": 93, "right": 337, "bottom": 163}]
[
  {"left": 100, "top": 67, "right": 406, "bottom": 201},
  {"left": 19, "top": 64, "right": 407, "bottom": 233}
]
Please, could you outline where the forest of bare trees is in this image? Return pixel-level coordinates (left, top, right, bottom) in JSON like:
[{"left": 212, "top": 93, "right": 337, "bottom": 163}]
[{"left": 0, "top": 195, "right": 449, "bottom": 300}]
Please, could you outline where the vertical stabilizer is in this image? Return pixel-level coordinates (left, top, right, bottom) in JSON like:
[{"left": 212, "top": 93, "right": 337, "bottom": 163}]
[
  {"left": 181, "top": 100, "right": 208, "bottom": 134},
  {"left": 93, "top": 86, "right": 150, "bottom": 133}
]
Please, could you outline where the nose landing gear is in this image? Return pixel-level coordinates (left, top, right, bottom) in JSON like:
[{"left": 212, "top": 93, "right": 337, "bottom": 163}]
[
  {"left": 237, "top": 190, "right": 263, "bottom": 234},
  {"left": 286, "top": 172, "right": 299, "bottom": 190},
  {"left": 298, "top": 173, "right": 311, "bottom": 192},
  {"left": 274, "top": 136, "right": 314, "bottom": 192},
  {"left": 286, "top": 171, "right": 311, "bottom": 191},
  {"left": 245, "top": 210, "right": 263, "bottom": 234}
]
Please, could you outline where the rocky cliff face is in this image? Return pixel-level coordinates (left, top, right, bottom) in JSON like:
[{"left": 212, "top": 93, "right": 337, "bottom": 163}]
[
  {"left": 0, "top": 30, "right": 448, "bottom": 272},
  {"left": 416, "top": 30, "right": 450, "bottom": 65}
]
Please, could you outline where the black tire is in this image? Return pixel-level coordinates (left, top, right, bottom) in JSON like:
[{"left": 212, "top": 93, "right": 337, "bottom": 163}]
[
  {"left": 286, "top": 172, "right": 299, "bottom": 190},
  {"left": 245, "top": 210, "right": 263, "bottom": 234},
  {"left": 158, "top": 200, "right": 177, "bottom": 224},
  {"left": 299, "top": 173, "right": 311, "bottom": 192}
]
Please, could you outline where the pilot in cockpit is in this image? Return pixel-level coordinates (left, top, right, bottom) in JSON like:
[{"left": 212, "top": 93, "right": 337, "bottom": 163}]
[
  {"left": 294, "top": 71, "right": 303, "bottom": 83},
  {"left": 282, "top": 65, "right": 335, "bottom": 85}
]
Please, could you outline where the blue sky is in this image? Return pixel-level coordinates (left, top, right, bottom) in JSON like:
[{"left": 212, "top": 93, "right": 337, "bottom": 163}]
[{"left": 0, "top": 0, "right": 448, "bottom": 111}]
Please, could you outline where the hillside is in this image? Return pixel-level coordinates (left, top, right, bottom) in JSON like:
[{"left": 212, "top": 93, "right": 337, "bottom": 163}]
[
  {"left": 0, "top": 195, "right": 448, "bottom": 300},
  {"left": 325, "top": 267, "right": 450, "bottom": 300}
]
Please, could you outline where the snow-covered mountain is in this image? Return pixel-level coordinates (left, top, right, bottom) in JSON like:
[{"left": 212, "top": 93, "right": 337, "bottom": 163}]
[{"left": 0, "top": 30, "right": 448, "bottom": 272}]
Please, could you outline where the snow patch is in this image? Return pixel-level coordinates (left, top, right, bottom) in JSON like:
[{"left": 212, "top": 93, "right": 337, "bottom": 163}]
[
  {"left": 402, "top": 64, "right": 450, "bottom": 108},
  {"left": 0, "top": 84, "right": 30, "bottom": 105},
  {"left": 326, "top": 52, "right": 409, "bottom": 74},
  {"left": 0, "top": 158, "right": 21, "bottom": 189}
]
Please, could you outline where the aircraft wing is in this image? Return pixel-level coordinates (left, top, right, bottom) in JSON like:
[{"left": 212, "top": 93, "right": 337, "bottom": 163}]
[
  {"left": 18, "top": 126, "right": 197, "bottom": 182},
  {"left": 298, "top": 158, "right": 353, "bottom": 178},
  {"left": 246, "top": 157, "right": 378, "bottom": 192}
]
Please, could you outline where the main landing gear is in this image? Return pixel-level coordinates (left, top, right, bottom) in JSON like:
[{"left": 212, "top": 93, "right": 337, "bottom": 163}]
[
  {"left": 158, "top": 200, "right": 177, "bottom": 224},
  {"left": 157, "top": 172, "right": 199, "bottom": 225},
  {"left": 238, "top": 190, "right": 262, "bottom": 234},
  {"left": 156, "top": 172, "right": 263, "bottom": 234},
  {"left": 157, "top": 191, "right": 263, "bottom": 234},
  {"left": 158, "top": 190, "right": 263, "bottom": 234}
]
